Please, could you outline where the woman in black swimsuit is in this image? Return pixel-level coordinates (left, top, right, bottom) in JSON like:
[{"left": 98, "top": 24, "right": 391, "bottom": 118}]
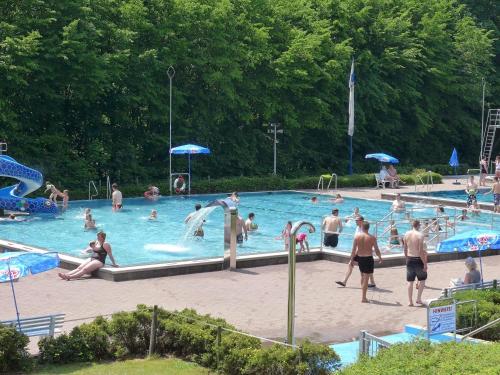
[{"left": 58, "top": 231, "right": 118, "bottom": 280}]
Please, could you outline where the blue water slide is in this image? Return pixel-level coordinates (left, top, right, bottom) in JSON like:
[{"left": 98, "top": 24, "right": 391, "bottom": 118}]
[{"left": 0, "top": 155, "right": 57, "bottom": 214}]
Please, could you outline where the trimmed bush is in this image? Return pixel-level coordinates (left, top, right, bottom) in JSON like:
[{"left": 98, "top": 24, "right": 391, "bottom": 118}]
[
  {"left": 62, "top": 171, "right": 442, "bottom": 200},
  {"left": 341, "top": 340, "right": 500, "bottom": 374},
  {"left": 453, "top": 289, "right": 500, "bottom": 341},
  {"left": 0, "top": 325, "right": 32, "bottom": 373},
  {"left": 37, "top": 305, "right": 341, "bottom": 373}
]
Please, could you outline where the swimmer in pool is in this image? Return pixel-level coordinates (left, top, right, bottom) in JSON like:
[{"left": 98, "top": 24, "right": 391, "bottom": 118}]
[
  {"left": 84, "top": 214, "right": 97, "bottom": 230},
  {"left": 245, "top": 212, "right": 258, "bottom": 232},
  {"left": 149, "top": 209, "right": 158, "bottom": 220}
]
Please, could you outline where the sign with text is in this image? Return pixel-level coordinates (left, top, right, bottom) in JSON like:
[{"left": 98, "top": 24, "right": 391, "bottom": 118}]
[{"left": 428, "top": 302, "right": 456, "bottom": 335}]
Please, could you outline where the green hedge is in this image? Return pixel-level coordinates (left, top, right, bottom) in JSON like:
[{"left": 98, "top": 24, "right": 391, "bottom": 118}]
[
  {"left": 341, "top": 340, "right": 500, "bottom": 375},
  {"left": 38, "top": 305, "right": 340, "bottom": 374},
  {"left": 0, "top": 325, "right": 33, "bottom": 373},
  {"left": 453, "top": 289, "right": 500, "bottom": 342},
  {"left": 58, "top": 172, "right": 442, "bottom": 201}
]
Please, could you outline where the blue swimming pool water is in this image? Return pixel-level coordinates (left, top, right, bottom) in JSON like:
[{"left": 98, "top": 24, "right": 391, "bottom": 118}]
[
  {"left": 0, "top": 192, "right": 496, "bottom": 266},
  {"left": 408, "top": 189, "right": 491, "bottom": 203}
]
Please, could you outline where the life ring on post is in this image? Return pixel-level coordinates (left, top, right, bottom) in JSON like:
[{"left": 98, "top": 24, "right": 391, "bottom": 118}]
[{"left": 173, "top": 176, "right": 186, "bottom": 194}]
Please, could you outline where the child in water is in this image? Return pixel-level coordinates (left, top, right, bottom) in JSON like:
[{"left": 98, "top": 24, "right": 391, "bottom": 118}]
[
  {"left": 277, "top": 221, "right": 292, "bottom": 251},
  {"left": 84, "top": 214, "right": 97, "bottom": 230},
  {"left": 296, "top": 232, "right": 310, "bottom": 253},
  {"left": 149, "top": 209, "right": 158, "bottom": 220}
]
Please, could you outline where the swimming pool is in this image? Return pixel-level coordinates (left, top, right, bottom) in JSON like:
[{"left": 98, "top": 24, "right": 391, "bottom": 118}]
[
  {"left": 0, "top": 192, "right": 496, "bottom": 266},
  {"left": 407, "top": 189, "right": 491, "bottom": 203}
]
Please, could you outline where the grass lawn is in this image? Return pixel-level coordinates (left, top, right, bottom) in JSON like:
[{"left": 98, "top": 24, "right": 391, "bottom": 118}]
[{"left": 33, "top": 357, "right": 211, "bottom": 374}]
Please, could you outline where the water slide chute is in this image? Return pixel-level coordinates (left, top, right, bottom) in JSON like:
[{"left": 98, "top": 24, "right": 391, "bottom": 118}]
[{"left": 0, "top": 155, "right": 57, "bottom": 214}]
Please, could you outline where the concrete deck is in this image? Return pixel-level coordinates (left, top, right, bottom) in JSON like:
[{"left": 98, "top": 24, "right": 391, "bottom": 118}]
[{"left": 2, "top": 255, "right": 499, "bottom": 346}]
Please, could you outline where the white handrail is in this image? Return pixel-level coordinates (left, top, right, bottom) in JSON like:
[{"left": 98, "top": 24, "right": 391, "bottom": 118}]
[
  {"left": 88, "top": 181, "right": 98, "bottom": 200},
  {"left": 106, "top": 175, "right": 111, "bottom": 200},
  {"left": 462, "top": 317, "right": 500, "bottom": 340}
]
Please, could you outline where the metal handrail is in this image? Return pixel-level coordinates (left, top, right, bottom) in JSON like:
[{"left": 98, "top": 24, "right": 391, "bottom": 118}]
[
  {"left": 88, "top": 181, "right": 98, "bottom": 200},
  {"left": 359, "top": 330, "right": 391, "bottom": 357},
  {"left": 106, "top": 175, "right": 111, "bottom": 200},
  {"left": 317, "top": 172, "right": 337, "bottom": 191},
  {"left": 462, "top": 317, "right": 500, "bottom": 340}
]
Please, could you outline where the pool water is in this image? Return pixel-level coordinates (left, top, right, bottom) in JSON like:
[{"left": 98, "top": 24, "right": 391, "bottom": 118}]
[
  {"left": 0, "top": 192, "right": 496, "bottom": 266},
  {"left": 408, "top": 189, "right": 491, "bottom": 203}
]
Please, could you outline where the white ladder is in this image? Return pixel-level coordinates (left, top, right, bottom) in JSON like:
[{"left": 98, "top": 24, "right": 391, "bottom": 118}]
[
  {"left": 481, "top": 109, "right": 500, "bottom": 171},
  {"left": 317, "top": 173, "right": 337, "bottom": 191}
]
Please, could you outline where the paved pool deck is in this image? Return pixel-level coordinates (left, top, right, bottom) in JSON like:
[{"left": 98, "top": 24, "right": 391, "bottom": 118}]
[{"left": 1, "top": 176, "right": 498, "bottom": 348}]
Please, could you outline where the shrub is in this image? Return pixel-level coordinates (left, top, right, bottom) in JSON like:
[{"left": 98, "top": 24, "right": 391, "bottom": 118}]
[
  {"left": 341, "top": 340, "right": 500, "bottom": 374},
  {"left": 109, "top": 307, "right": 153, "bottom": 358},
  {"left": 0, "top": 325, "right": 32, "bottom": 373},
  {"left": 36, "top": 306, "right": 341, "bottom": 373},
  {"left": 65, "top": 171, "right": 442, "bottom": 200},
  {"left": 453, "top": 289, "right": 500, "bottom": 341}
]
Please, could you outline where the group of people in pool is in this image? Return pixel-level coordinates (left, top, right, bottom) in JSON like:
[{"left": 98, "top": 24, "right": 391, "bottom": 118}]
[{"left": 467, "top": 174, "right": 500, "bottom": 214}]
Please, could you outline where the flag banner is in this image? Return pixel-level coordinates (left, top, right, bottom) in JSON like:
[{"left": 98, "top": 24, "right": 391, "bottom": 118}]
[{"left": 348, "top": 60, "right": 355, "bottom": 136}]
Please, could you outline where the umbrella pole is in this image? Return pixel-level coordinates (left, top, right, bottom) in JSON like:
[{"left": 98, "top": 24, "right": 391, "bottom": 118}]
[
  {"left": 7, "top": 262, "right": 22, "bottom": 331},
  {"left": 478, "top": 251, "right": 484, "bottom": 285},
  {"left": 188, "top": 154, "right": 191, "bottom": 195}
]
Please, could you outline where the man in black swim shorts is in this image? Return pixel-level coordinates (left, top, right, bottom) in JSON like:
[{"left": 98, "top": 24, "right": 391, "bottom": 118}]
[
  {"left": 348, "top": 221, "right": 382, "bottom": 303},
  {"left": 403, "top": 220, "right": 428, "bottom": 306}
]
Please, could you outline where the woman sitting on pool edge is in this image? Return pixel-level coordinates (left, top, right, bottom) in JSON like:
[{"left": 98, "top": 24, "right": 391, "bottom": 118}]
[{"left": 58, "top": 231, "right": 118, "bottom": 280}]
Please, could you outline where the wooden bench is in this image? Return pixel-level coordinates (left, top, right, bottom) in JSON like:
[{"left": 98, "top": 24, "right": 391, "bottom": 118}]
[{"left": 1, "top": 314, "right": 65, "bottom": 338}]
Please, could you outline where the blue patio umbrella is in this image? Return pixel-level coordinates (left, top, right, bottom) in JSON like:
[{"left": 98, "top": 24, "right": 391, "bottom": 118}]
[
  {"left": 0, "top": 251, "right": 60, "bottom": 329},
  {"left": 436, "top": 230, "right": 500, "bottom": 283},
  {"left": 365, "top": 153, "right": 399, "bottom": 164},
  {"left": 170, "top": 144, "right": 211, "bottom": 194},
  {"left": 449, "top": 148, "right": 460, "bottom": 184}
]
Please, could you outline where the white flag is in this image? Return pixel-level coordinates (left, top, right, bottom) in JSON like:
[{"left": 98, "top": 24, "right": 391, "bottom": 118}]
[{"left": 348, "top": 60, "right": 355, "bottom": 136}]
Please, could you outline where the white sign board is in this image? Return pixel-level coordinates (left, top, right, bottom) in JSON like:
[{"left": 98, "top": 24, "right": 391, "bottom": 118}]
[{"left": 428, "top": 303, "right": 456, "bottom": 335}]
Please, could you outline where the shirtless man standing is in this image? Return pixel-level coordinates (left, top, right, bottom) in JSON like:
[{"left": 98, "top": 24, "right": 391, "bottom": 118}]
[
  {"left": 111, "top": 183, "right": 123, "bottom": 211},
  {"left": 403, "top": 220, "right": 428, "bottom": 306},
  {"left": 336, "top": 216, "right": 377, "bottom": 288},
  {"left": 348, "top": 221, "right": 382, "bottom": 303},
  {"left": 322, "top": 208, "right": 342, "bottom": 248},
  {"left": 484, "top": 177, "right": 500, "bottom": 213}
]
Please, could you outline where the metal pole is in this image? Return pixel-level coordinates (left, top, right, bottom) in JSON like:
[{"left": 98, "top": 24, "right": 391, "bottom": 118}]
[
  {"left": 7, "top": 262, "right": 22, "bottom": 331},
  {"left": 287, "top": 221, "right": 315, "bottom": 347},
  {"left": 167, "top": 66, "right": 175, "bottom": 195},
  {"left": 273, "top": 124, "right": 277, "bottom": 175},
  {"left": 480, "top": 78, "right": 485, "bottom": 162},
  {"left": 349, "top": 135, "right": 353, "bottom": 175}
]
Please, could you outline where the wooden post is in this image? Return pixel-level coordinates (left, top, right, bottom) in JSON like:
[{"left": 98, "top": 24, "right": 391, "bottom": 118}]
[
  {"left": 216, "top": 326, "right": 222, "bottom": 366},
  {"left": 148, "top": 305, "right": 158, "bottom": 357}
]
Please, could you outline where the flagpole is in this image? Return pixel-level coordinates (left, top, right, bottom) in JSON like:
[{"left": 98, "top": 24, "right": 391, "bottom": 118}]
[{"left": 349, "top": 136, "right": 353, "bottom": 175}]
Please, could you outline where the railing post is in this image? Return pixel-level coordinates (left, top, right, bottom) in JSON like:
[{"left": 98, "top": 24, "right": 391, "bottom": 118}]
[
  {"left": 148, "top": 305, "right": 158, "bottom": 357},
  {"left": 493, "top": 280, "right": 497, "bottom": 289},
  {"left": 216, "top": 326, "right": 222, "bottom": 366},
  {"left": 359, "top": 330, "right": 367, "bottom": 356}
]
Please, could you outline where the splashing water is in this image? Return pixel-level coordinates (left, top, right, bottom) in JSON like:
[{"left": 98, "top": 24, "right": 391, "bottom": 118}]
[{"left": 183, "top": 206, "right": 218, "bottom": 241}]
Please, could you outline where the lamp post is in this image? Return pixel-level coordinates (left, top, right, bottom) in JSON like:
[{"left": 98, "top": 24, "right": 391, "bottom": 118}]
[
  {"left": 287, "top": 221, "right": 315, "bottom": 347},
  {"left": 167, "top": 66, "right": 175, "bottom": 195},
  {"left": 266, "top": 122, "right": 283, "bottom": 175}
]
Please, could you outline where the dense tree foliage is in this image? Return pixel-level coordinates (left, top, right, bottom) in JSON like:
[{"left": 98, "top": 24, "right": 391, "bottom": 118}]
[{"left": 0, "top": 0, "right": 495, "bottom": 187}]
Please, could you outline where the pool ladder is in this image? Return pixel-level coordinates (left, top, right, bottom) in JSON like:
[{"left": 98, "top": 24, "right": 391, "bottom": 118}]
[
  {"left": 317, "top": 173, "right": 337, "bottom": 191},
  {"left": 414, "top": 171, "right": 434, "bottom": 193},
  {"left": 88, "top": 181, "right": 98, "bottom": 200}
]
